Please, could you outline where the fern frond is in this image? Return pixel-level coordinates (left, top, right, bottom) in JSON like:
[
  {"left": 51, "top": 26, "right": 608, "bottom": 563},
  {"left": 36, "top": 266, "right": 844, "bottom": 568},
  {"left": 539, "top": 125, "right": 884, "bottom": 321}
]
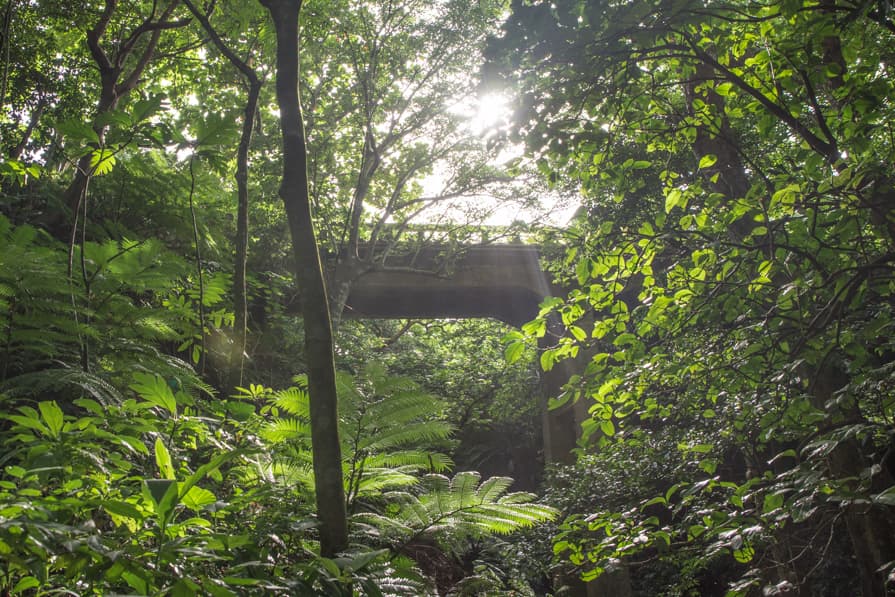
[
  {"left": 272, "top": 387, "right": 310, "bottom": 417},
  {"left": 2, "top": 367, "right": 125, "bottom": 405},
  {"left": 362, "top": 450, "right": 453, "bottom": 473},
  {"left": 371, "top": 472, "right": 558, "bottom": 543},
  {"left": 475, "top": 476, "right": 514, "bottom": 503},
  {"left": 335, "top": 370, "right": 365, "bottom": 405},
  {"left": 269, "top": 461, "right": 314, "bottom": 490},
  {"left": 262, "top": 417, "right": 310, "bottom": 443},
  {"left": 354, "top": 467, "right": 419, "bottom": 495},
  {"left": 352, "top": 511, "right": 414, "bottom": 538},
  {"left": 357, "top": 420, "right": 453, "bottom": 452},
  {"left": 368, "top": 390, "right": 442, "bottom": 422}
]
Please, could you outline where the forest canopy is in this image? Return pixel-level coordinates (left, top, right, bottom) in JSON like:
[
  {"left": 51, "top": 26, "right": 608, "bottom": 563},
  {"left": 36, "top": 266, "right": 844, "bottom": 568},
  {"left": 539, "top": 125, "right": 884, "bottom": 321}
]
[{"left": 1, "top": 0, "right": 895, "bottom": 595}]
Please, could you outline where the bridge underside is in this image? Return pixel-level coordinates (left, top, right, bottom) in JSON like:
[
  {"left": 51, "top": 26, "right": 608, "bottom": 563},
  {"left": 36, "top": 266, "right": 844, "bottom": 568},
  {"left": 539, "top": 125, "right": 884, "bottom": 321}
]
[
  {"left": 334, "top": 244, "right": 582, "bottom": 463},
  {"left": 340, "top": 244, "right": 551, "bottom": 326},
  {"left": 344, "top": 283, "right": 544, "bottom": 327}
]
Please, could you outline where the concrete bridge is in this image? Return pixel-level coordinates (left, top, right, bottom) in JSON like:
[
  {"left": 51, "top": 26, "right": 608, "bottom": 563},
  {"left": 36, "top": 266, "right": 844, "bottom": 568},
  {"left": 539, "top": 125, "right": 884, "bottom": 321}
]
[
  {"left": 330, "top": 243, "right": 585, "bottom": 463},
  {"left": 330, "top": 243, "right": 626, "bottom": 596}
]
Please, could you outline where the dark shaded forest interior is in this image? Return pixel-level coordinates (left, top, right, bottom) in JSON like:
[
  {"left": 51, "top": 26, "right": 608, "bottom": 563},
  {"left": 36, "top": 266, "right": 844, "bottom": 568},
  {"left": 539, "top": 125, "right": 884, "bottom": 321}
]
[{"left": 1, "top": 0, "right": 895, "bottom": 595}]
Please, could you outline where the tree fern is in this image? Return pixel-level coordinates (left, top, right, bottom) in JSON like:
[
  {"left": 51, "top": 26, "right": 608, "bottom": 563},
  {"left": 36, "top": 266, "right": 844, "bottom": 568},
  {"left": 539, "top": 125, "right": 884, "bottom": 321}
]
[
  {"left": 262, "top": 367, "right": 454, "bottom": 507},
  {"left": 359, "top": 471, "right": 558, "bottom": 543}
]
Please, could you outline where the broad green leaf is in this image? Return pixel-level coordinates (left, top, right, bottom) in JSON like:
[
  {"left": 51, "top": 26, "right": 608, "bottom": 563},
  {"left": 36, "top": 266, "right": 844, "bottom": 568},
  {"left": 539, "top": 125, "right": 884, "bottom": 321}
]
[
  {"left": 90, "top": 148, "right": 117, "bottom": 176},
  {"left": 6, "top": 414, "right": 48, "bottom": 435},
  {"left": 600, "top": 420, "right": 615, "bottom": 437},
  {"left": 763, "top": 492, "right": 784, "bottom": 513},
  {"left": 733, "top": 545, "right": 755, "bottom": 563},
  {"left": 570, "top": 325, "right": 587, "bottom": 342},
  {"left": 504, "top": 340, "right": 525, "bottom": 364},
  {"left": 182, "top": 486, "right": 216, "bottom": 512},
  {"left": 873, "top": 486, "right": 895, "bottom": 506},
  {"left": 57, "top": 119, "right": 99, "bottom": 144},
  {"left": 698, "top": 154, "right": 718, "bottom": 169},
  {"left": 102, "top": 499, "right": 144, "bottom": 521},
  {"left": 11, "top": 577, "right": 40, "bottom": 594},
  {"left": 131, "top": 373, "right": 178, "bottom": 416},
  {"left": 38, "top": 401, "right": 64, "bottom": 438},
  {"left": 155, "top": 438, "right": 175, "bottom": 480},
  {"left": 540, "top": 349, "right": 556, "bottom": 372},
  {"left": 664, "top": 188, "right": 682, "bottom": 213}
]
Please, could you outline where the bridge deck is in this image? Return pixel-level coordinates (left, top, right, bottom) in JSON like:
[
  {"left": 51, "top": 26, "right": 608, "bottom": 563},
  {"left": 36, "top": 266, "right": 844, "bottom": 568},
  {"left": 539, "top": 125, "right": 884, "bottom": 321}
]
[{"left": 341, "top": 245, "right": 553, "bottom": 326}]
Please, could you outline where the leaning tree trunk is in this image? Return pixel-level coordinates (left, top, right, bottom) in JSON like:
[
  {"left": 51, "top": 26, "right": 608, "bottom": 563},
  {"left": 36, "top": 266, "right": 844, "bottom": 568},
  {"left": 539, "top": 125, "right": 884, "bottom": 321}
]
[{"left": 260, "top": 0, "right": 348, "bottom": 558}]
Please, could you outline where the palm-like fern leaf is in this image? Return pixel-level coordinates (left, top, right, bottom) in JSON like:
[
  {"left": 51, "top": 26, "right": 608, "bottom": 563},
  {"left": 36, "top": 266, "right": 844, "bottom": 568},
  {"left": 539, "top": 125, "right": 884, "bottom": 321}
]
[
  {"left": 358, "top": 471, "right": 558, "bottom": 543},
  {"left": 262, "top": 417, "right": 311, "bottom": 443},
  {"left": 264, "top": 368, "right": 454, "bottom": 503}
]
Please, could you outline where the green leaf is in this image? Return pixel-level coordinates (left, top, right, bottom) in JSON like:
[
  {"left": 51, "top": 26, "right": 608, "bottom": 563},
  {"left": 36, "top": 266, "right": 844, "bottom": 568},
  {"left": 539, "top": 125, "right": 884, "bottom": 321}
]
[
  {"left": 180, "top": 450, "right": 241, "bottom": 498},
  {"left": 6, "top": 414, "right": 48, "bottom": 435},
  {"left": 57, "top": 119, "right": 99, "bottom": 144},
  {"left": 181, "top": 486, "right": 216, "bottom": 512},
  {"left": 144, "top": 478, "right": 179, "bottom": 522},
  {"left": 570, "top": 325, "right": 587, "bottom": 342},
  {"left": 576, "top": 258, "right": 591, "bottom": 285},
  {"left": 102, "top": 499, "right": 144, "bottom": 521},
  {"left": 715, "top": 82, "right": 734, "bottom": 96},
  {"left": 122, "top": 571, "right": 150, "bottom": 595},
  {"left": 873, "top": 486, "right": 895, "bottom": 506},
  {"left": 763, "top": 492, "right": 784, "bottom": 513},
  {"left": 642, "top": 496, "right": 667, "bottom": 508},
  {"left": 131, "top": 373, "right": 178, "bottom": 416},
  {"left": 600, "top": 420, "right": 615, "bottom": 437},
  {"left": 90, "top": 148, "right": 117, "bottom": 176},
  {"left": 664, "top": 188, "right": 682, "bottom": 213},
  {"left": 11, "top": 577, "right": 40, "bottom": 594},
  {"left": 155, "top": 438, "right": 175, "bottom": 480},
  {"left": 144, "top": 478, "right": 173, "bottom": 505},
  {"left": 171, "top": 579, "right": 200, "bottom": 597},
  {"left": 223, "top": 577, "right": 263, "bottom": 586},
  {"left": 540, "top": 349, "right": 556, "bottom": 372},
  {"left": 698, "top": 154, "right": 718, "bottom": 169},
  {"left": 130, "top": 95, "right": 165, "bottom": 123},
  {"left": 733, "top": 545, "right": 755, "bottom": 563},
  {"left": 38, "top": 401, "right": 64, "bottom": 438},
  {"left": 504, "top": 340, "right": 525, "bottom": 364}
]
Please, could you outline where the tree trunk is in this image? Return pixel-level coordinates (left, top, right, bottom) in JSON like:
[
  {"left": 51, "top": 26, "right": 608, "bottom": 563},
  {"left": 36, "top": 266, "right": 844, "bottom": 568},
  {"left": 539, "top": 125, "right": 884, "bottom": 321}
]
[
  {"left": 260, "top": 0, "right": 348, "bottom": 558},
  {"left": 62, "top": 0, "right": 183, "bottom": 216},
  {"left": 181, "top": 0, "right": 262, "bottom": 392},
  {"left": 812, "top": 365, "right": 895, "bottom": 597}
]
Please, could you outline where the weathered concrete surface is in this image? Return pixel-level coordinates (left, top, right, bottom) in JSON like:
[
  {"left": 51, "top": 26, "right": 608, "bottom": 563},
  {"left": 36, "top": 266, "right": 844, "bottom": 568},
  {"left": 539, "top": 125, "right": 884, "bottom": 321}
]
[{"left": 338, "top": 244, "right": 553, "bottom": 327}]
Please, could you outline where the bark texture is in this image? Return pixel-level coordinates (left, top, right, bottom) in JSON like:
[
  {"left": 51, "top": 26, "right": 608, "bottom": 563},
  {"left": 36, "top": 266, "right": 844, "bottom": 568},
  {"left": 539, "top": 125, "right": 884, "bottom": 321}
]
[{"left": 260, "top": 0, "right": 348, "bottom": 557}]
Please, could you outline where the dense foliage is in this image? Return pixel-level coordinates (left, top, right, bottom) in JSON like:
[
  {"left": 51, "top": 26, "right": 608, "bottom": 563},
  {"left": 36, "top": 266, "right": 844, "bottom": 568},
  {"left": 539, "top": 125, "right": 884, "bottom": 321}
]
[
  {"left": 4, "top": 0, "right": 895, "bottom": 594},
  {"left": 490, "top": 0, "right": 895, "bottom": 594},
  {"left": 0, "top": 0, "right": 557, "bottom": 594}
]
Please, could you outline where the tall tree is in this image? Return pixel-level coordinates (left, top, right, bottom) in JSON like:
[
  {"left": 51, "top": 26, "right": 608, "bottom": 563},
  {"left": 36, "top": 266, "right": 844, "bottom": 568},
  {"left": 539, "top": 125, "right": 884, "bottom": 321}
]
[
  {"left": 259, "top": 0, "right": 348, "bottom": 558},
  {"left": 62, "top": 0, "right": 189, "bottom": 217}
]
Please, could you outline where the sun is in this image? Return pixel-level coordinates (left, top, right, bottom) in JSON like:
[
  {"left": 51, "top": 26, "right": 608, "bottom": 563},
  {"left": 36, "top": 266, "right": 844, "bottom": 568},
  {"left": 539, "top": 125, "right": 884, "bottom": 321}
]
[{"left": 469, "top": 92, "right": 511, "bottom": 135}]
